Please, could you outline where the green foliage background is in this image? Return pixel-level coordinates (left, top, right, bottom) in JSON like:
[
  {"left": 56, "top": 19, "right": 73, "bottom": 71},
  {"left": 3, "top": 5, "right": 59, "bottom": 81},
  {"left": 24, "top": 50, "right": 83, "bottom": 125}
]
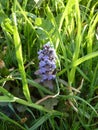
[{"left": 0, "top": 0, "right": 98, "bottom": 130}]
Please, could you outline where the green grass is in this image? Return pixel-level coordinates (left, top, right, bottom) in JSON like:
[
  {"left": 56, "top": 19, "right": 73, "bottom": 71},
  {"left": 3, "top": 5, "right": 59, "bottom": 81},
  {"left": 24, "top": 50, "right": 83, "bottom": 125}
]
[{"left": 0, "top": 0, "right": 98, "bottom": 130}]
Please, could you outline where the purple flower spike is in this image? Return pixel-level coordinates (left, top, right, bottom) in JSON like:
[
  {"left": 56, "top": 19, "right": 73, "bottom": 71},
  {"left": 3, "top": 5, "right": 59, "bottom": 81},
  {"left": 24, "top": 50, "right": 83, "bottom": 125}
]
[
  {"left": 39, "top": 61, "right": 46, "bottom": 67},
  {"left": 39, "top": 67, "right": 46, "bottom": 74},
  {"left": 48, "top": 74, "right": 55, "bottom": 80},
  {"left": 38, "top": 50, "right": 42, "bottom": 55},
  {"left": 36, "top": 42, "right": 56, "bottom": 82}
]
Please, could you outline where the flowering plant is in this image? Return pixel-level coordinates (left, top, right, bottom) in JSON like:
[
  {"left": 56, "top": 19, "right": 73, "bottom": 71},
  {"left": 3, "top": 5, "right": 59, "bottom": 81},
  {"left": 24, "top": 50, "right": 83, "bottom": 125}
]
[{"left": 35, "top": 42, "right": 56, "bottom": 89}]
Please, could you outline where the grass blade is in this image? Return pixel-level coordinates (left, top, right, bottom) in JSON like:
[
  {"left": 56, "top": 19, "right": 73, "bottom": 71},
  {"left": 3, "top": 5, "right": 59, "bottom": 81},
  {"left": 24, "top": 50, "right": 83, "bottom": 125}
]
[
  {"left": 0, "top": 112, "right": 26, "bottom": 130},
  {"left": 73, "top": 51, "right": 98, "bottom": 67},
  {"left": 28, "top": 114, "right": 50, "bottom": 130},
  {"left": 69, "top": 0, "right": 82, "bottom": 84},
  {"left": 12, "top": 5, "right": 31, "bottom": 102}
]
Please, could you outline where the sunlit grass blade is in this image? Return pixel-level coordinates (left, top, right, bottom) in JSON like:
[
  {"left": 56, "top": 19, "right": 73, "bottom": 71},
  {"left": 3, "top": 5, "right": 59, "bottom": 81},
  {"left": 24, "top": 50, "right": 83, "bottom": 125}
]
[
  {"left": 69, "top": 0, "right": 82, "bottom": 85},
  {"left": 59, "top": 0, "right": 75, "bottom": 32},
  {"left": 86, "top": 13, "right": 98, "bottom": 68},
  {"left": 73, "top": 51, "right": 98, "bottom": 67},
  {"left": 11, "top": 0, "right": 31, "bottom": 102},
  {"left": 0, "top": 96, "right": 15, "bottom": 102}
]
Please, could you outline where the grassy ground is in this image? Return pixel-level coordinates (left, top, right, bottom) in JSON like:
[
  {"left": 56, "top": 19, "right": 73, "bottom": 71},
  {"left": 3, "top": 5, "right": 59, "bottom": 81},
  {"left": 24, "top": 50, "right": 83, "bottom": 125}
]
[{"left": 0, "top": 0, "right": 98, "bottom": 130}]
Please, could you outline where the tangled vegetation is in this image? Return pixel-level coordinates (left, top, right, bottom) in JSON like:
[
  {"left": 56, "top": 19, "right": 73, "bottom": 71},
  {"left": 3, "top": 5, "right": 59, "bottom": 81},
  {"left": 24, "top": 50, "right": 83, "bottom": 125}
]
[{"left": 0, "top": 0, "right": 98, "bottom": 130}]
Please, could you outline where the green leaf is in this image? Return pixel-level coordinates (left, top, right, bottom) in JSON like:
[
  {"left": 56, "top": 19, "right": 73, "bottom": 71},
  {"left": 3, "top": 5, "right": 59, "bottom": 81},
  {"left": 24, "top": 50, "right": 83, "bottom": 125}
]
[
  {"left": 35, "top": 17, "right": 42, "bottom": 26},
  {"left": 28, "top": 114, "right": 51, "bottom": 130},
  {"left": 41, "top": 98, "right": 58, "bottom": 110}
]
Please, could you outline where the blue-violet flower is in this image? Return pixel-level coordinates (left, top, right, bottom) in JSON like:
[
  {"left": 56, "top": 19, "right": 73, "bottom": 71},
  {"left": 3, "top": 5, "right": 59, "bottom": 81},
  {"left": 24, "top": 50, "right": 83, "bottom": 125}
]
[{"left": 36, "top": 42, "right": 56, "bottom": 82}]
